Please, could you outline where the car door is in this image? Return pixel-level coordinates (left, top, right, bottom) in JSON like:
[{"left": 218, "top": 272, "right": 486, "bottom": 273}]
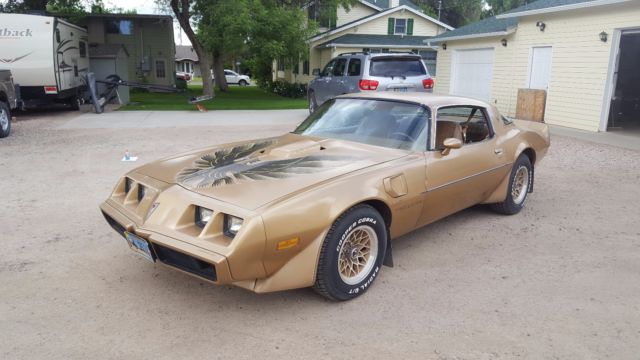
[
  {"left": 417, "top": 105, "right": 512, "bottom": 226},
  {"left": 313, "top": 59, "right": 336, "bottom": 104},
  {"left": 224, "top": 70, "right": 239, "bottom": 84},
  {"left": 328, "top": 58, "right": 348, "bottom": 97},
  {"left": 344, "top": 58, "right": 362, "bottom": 94}
]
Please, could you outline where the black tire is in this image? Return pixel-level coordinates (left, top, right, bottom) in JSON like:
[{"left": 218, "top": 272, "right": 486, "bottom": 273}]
[
  {"left": 69, "top": 96, "right": 82, "bottom": 110},
  {"left": 491, "top": 154, "right": 533, "bottom": 215},
  {"left": 0, "top": 102, "right": 11, "bottom": 138},
  {"left": 313, "top": 204, "right": 387, "bottom": 301},
  {"left": 308, "top": 91, "right": 317, "bottom": 114},
  {"left": 238, "top": 80, "right": 248, "bottom": 86}
]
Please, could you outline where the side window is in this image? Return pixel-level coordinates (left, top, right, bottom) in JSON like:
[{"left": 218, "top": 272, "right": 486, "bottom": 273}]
[
  {"left": 434, "top": 106, "right": 492, "bottom": 149},
  {"left": 224, "top": 70, "right": 232, "bottom": 76},
  {"left": 79, "top": 41, "right": 87, "bottom": 58},
  {"left": 155, "top": 60, "right": 166, "bottom": 78},
  {"left": 332, "top": 58, "right": 347, "bottom": 76},
  {"left": 347, "top": 58, "right": 361, "bottom": 76},
  {"left": 322, "top": 59, "right": 336, "bottom": 76}
]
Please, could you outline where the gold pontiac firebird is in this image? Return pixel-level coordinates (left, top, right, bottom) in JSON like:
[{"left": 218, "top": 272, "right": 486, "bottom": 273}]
[{"left": 100, "top": 92, "right": 550, "bottom": 300}]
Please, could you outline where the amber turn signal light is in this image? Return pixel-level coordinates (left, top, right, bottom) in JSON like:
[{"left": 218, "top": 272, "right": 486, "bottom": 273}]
[{"left": 276, "top": 238, "right": 299, "bottom": 250}]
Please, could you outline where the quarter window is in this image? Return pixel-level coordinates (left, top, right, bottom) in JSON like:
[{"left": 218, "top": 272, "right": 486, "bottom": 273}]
[
  {"left": 434, "top": 106, "right": 493, "bottom": 149},
  {"left": 347, "top": 59, "right": 361, "bottom": 76}
]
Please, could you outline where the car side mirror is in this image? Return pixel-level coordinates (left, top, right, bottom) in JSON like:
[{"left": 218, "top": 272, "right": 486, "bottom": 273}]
[
  {"left": 441, "top": 138, "right": 462, "bottom": 156},
  {"left": 312, "top": 68, "right": 321, "bottom": 77}
]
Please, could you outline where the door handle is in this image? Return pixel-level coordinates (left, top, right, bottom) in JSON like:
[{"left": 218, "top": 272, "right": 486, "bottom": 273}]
[{"left": 494, "top": 148, "right": 503, "bottom": 155}]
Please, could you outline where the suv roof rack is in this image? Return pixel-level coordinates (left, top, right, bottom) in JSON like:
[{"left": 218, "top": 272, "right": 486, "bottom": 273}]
[{"left": 337, "top": 51, "right": 419, "bottom": 57}]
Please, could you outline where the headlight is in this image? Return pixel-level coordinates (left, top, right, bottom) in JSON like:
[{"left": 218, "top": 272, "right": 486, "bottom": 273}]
[
  {"left": 125, "top": 177, "right": 133, "bottom": 193},
  {"left": 195, "top": 206, "right": 214, "bottom": 228},
  {"left": 224, "top": 214, "right": 243, "bottom": 237}
]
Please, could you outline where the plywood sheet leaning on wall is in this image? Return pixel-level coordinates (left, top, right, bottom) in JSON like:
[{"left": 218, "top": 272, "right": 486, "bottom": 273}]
[{"left": 516, "top": 89, "right": 547, "bottom": 122}]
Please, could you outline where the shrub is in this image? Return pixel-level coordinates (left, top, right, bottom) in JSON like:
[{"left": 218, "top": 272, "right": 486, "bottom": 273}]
[
  {"left": 175, "top": 78, "right": 187, "bottom": 90},
  {"left": 261, "top": 80, "right": 307, "bottom": 98}
]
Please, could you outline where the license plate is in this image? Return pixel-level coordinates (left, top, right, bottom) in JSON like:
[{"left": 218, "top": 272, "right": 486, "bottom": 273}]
[
  {"left": 124, "top": 231, "right": 155, "bottom": 262},
  {"left": 392, "top": 87, "right": 408, "bottom": 92}
]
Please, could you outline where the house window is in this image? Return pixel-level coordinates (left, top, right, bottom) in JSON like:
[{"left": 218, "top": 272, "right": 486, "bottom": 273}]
[
  {"left": 303, "top": 60, "right": 309, "bottom": 75},
  {"left": 79, "top": 41, "right": 87, "bottom": 58},
  {"left": 395, "top": 19, "right": 406, "bottom": 34},
  {"left": 293, "top": 62, "right": 299, "bottom": 74},
  {"left": 388, "top": 18, "right": 414, "bottom": 35},
  {"left": 308, "top": 1, "right": 337, "bottom": 29},
  {"left": 362, "top": 48, "right": 370, "bottom": 53},
  {"left": 106, "top": 20, "right": 133, "bottom": 35},
  {"left": 277, "top": 59, "right": 285, "bottom": 71},
  {"left": 155, "top": 60, "right": 166, "bottom": 78}
]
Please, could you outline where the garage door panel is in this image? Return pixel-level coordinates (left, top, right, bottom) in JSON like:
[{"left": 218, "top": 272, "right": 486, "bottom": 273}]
[{"left": 451, "top": 48, "right": 494, "bottom": 102}]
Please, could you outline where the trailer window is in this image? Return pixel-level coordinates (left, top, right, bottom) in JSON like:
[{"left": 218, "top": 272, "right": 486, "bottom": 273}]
[
  {"left": 106, "top": 20, "right": 132, "bottom": 35},
  {"left": 79, "top": 41, "right": 87, "bottom": 58},
  {"left": 155, "top": 60, "right": 166, "bottom": 78}
]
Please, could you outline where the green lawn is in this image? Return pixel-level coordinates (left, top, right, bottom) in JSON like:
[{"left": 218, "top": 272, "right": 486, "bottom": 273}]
[{"left": 121, "top": 85, "right": 307, "bottom": 111}]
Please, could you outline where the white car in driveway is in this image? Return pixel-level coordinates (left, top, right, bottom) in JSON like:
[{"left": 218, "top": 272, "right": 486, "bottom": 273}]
[{"left": 213, "top": 70, "right": 251, "bottom": 86}]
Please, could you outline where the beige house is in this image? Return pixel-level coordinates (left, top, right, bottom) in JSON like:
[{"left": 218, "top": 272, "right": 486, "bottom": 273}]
[
  {"left": 276, "top": 0, "right": 453, "bottom": 83},
  {"left": 430, "top": 0, "right": 640, "bottom": 133}
]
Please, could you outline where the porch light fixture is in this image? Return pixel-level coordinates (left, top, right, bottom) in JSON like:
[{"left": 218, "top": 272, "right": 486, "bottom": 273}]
[
  {"left": 599, "top": 31, "right": 608, "bottom": 42},
  {"left": 442, "top": 43, "right": 447, "bottom": 50},
  {"left": 536, "top": 21, "right": 546, "bottom": 32},
  {"left": 501, "top": 38, "right": 508, "bottom": 47}
]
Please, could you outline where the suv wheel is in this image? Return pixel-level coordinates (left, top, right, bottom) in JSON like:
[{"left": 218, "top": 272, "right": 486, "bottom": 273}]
[{"left": 0, "top": 102, "right": 11, "bottom": 138}]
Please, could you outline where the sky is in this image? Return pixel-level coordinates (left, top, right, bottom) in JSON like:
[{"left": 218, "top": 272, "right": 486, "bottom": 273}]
[{"left": 105, "top": 0, "right": 192, "bottom": 45}]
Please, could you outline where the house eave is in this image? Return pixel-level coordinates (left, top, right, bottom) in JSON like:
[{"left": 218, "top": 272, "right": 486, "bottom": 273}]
[
  {"left": 425, "top": 27, "right": 517, "bottom": 43},
  {"left": 318, "top": 43, "right": 436, "bottom": 49},
  {"left": 496, "top": 0, "right": 632, "bottom": 18}
]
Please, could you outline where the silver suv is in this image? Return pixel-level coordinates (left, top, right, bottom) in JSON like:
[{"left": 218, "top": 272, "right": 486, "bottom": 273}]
[{"left": 307, "top": 52, "right": 433, "bottom": 113}]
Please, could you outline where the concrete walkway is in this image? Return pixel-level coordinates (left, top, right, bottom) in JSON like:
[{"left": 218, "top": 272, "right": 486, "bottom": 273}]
[
  {"left": 550, "top": 125, "right": 640, "bottom": 151},
  {"left": 58, "top": 109, "right": 308, "bottom": 129}
]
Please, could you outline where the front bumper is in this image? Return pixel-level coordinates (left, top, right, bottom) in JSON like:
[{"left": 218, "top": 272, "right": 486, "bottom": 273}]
[{"left": 100, "top": 201, "right": 235, "bottom": 284}]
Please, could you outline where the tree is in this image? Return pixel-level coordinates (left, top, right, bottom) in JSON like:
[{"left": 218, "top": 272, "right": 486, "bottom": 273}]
[
  {"left": 413, "top": 0, "right": 482, "bottom": 27},
  {"left": 196, "top": 0, "right": 252, "bottom": 92},
  {"left": 165, "top": 0, "right": 215, "bottom": 97},
  {"left": 482, "top": 0, "right": 526, "bottom": 18}
]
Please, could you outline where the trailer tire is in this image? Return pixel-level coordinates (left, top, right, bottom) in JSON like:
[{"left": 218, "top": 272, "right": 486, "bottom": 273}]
[{"left": 0, "top": 102, "right": 11, "bottom": 138}]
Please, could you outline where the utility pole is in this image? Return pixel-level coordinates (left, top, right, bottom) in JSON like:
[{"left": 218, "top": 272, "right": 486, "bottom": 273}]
[{"left": 438, "top": 0, "right": 442, "bottom": 20}]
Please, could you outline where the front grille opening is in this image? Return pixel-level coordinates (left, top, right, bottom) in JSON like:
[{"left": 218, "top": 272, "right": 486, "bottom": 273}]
[
  {"left": 102, "top": 211, "right": 126, "bottom": 237},
  {"left": 152, "top": 243, "right": 217, "bottom": 281}
]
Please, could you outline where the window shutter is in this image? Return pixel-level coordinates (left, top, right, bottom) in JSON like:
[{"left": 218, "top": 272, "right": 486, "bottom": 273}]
[
  {"left": 388, "top": 18, "right": 395, "bottom": 35},
  {"left": 407, "top": 18, "right": 414, "bottom": 35}
]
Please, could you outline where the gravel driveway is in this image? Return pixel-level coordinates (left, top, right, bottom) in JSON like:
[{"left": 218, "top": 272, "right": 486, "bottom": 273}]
[{"left": 1, "top": 111, "right": 639, "bottom": 359}]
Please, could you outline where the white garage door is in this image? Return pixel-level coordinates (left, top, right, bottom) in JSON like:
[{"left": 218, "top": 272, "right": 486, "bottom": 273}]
[{"left": 451, "top": 48, "right": 494, "bottom": 102}]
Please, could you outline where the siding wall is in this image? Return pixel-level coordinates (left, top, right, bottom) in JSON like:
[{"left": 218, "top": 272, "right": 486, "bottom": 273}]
[
  {"left": 336, "top": 4, "right": 377, "bottom": 27},
  {"left": 435, "top": 2, "right": 640, "bottom": 131},
  {"left": 102, "top": 18, "right": 175, "bottom": 87}
]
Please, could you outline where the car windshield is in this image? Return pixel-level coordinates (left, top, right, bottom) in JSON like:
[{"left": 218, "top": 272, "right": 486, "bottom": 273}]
[
  {"left": 293, "top": 98, "right": 430, "bottom": 151},
  {"left": 369, "top": 57, "right": 427, "bottom": 78}
]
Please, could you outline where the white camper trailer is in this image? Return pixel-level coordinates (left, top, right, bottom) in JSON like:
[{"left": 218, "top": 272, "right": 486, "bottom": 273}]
[{"left": 0, "top": 13, "right": 89, "bottom": 109}]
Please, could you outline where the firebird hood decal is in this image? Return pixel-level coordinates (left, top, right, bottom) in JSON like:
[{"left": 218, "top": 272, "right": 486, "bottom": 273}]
[{"left": 177, "top": 154, "right": 355, "bottom": 188}]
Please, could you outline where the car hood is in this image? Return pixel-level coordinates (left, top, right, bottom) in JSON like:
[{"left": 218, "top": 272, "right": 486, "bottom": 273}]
[{"left": 133, "top": 133, "right": 408, "bottom": 210}]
